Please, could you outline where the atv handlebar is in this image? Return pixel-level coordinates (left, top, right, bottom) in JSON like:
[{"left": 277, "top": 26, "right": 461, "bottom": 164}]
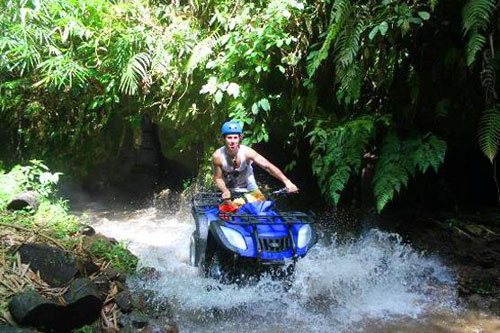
[
  {"left": 227, "top": 188, "right": 297, "bottom": 200},
  {"left": 191, "top": 188, "right": 298, "bottom": 208},
  {"left": 270, "top": 187, "right": 299, "bottom": 196}
]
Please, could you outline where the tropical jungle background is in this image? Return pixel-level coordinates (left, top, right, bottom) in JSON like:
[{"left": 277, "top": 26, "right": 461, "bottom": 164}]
[{"left": 1, "top": 0, "right": 499, "bottom": 213}]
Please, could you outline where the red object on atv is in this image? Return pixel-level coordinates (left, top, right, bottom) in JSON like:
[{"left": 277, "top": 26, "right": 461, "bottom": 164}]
[
  {"left": 219, "top": 204, "right": 237, "bottom": 220},
  {"left": 219, "top": 204, "right": 237, "bottom": 213}
]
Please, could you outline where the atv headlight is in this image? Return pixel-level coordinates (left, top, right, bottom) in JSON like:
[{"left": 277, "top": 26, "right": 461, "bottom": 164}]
[
  {"left": 297, "top": 224, "right": 312, "bottom": 248},
  {"left": 220, "top": 226, "right": 247, "bottom": 250}
]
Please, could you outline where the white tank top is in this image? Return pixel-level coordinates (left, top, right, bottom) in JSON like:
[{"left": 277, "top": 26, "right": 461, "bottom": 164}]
[{"left": 219, "top": 145, "right": 258, "bottom": 191}]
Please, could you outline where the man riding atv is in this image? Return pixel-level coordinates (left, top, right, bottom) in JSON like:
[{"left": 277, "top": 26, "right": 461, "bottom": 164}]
[
  {"left": 190, "top": 121, "right": 316, "bottom": 281},
  {"left": 212, "top": 121, "right": 299, "bottom": 207}
]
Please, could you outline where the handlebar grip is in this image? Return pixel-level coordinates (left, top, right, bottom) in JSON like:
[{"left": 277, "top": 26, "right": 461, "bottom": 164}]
[{"left": 271, "top": 187, "right": 288, "bottom": 195}]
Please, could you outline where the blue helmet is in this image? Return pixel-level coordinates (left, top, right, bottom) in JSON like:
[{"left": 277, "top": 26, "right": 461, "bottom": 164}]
[{"left": 221, "top": 121, "right": 243, "bottom": 135}]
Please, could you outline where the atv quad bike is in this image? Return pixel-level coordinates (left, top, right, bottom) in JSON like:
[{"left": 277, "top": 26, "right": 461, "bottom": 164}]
[{"left": 189, "top": 189, "right": 317, "bottom": 282}]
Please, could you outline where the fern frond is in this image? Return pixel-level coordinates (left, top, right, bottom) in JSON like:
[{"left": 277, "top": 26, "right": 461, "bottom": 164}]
[
  {"left": 34, "top": 53, "right": 89, "bottom": 88},
  {"left": 306, "top": 21, "right": 341, "bottom": 78},
  {"left": 481, "top": 51, "right": 497, "bottom": 101},
  {"left": 430, "top": 0, "right": 439, "bottom": 11},
  {"left": 119, "top": 52, "right": 151, "bottom": 96},
  {"left": 306, "top": 0, "right": 351, "bottom": 78},
  {"left": 185, "top": 33, "right": 221, "bottom": 73},
  {"left": 466, "top": 28, "right": 486, "bottom": 66},
  {"left": 332, "top": 0, "right": 352, "bottom": 22},
  {"left": 462, "top": 0, "right": 496, "bottom": 66},
  {"left": 478, "top": 105, "right": 500, "bottom": 162},
  {"left": 335, "top": 20, "right": 364, "bottom": 67},
  {"left": 336, "top": 62, "right": 361, "bottom": 103},
  {"left": 310, "top": 115, "right": 376, "bottom": 204},
  {"left": 463, "top": 0, "right": 496, "bottom": 34},
  {"left": 374, "top": 133, "right": 447, "bottom": 212}
]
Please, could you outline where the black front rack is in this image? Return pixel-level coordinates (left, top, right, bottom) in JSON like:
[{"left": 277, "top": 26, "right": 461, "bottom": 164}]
[
  {"left": 219, "top": 212, "right": 314, "bottom": 225},
  {"left": 192, "top": 192, "right": 222, "bottom": 208},
  {"left": 192, "top": 192, "right": 316, "bottom": 225}
]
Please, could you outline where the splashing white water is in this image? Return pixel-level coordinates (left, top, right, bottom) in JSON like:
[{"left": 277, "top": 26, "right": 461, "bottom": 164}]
[{"left": 88, "top": 206, "right": 458, "bottom": 332}]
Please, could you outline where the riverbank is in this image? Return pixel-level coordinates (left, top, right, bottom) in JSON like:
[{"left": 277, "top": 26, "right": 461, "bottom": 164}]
[
  {"left": 374, "top": 208, "right": 500, "bottom": 316},
  {"left": 0, "top": 162, "right": 144, "bottom": 331}
]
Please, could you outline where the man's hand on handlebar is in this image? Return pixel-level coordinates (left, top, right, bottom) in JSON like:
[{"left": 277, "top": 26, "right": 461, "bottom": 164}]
[
  {"left": 222, "top": 190, "right": 231, "bottom": 200},
  {"left": 285, "top": 180, "right": 299, "bottom": 193}
]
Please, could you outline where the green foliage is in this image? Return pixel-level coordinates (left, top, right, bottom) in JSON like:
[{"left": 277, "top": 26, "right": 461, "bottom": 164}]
[
  {"left": 0, "top": 0, "right": 493, "bottom": 211},
  {"left": 89, "top": 240, "right": 138, "bottom": 273},
  {"left": 478, "top": 105, "right": 500, "bottom": 162},
  {"left": 0, "top": 161, "right": 137, "bottom": 273},
  {"left": 462, "top": 0, "right": 497, "bottom": 66},
  {"left": 309, "top": 115, "right": 388, "bottom": 204},
  {"left": 0, "top": 160, "right": 60, "bottom": 208},
  {"left": 373, "top": 133, "right": 447, "bottom": 211},
  {"left": 19, "top": 160, "right": 62, "bottom": 198},
  {"left": 306, "top": 0, "right": 434, "bottom": 104},
  {"left": 0, "top": 161, "right": 81, "bottom": 246},
  {"left": 120, "top": 52, "right": 152, "bottom": 96}
]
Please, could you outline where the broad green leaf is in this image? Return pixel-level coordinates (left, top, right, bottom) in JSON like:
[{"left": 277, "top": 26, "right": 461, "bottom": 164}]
[
  {"left": 369, "top": 26, "right": 379, "bottom": 40},
  {"left": 214, "top": 90, "right": 223, "bottom": 104},
  {"left": 259, "top": 98, "right": 270, "bottom": 112},
  {"left": 226, "top": 82, "right": 240, "bottom": 97},
  {"left": 252, "top": 103, "right": 259, "bottom": 115},
  {"left": 379, "top": 22, "right": 388, "bottom": 36},
  {"left": 200, "top": 77, "right": 217, "bottom": 95},
  {"left": 418, "top": 11, "right": 430, "bottom": 20}
]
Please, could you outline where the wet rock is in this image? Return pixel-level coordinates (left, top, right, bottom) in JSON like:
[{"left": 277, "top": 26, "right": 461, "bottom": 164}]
[
  {"left": 78, "top": 258, "right": 100, "bottom": 276},
  {"left": 8, "top": 291, "right": 59, "bottom": 330},
  {"left": 93, "top": 275, "right": 111, "bottom": 298},
  {"left": 18, "top": 243, "right": 78, "bottom": 287},
  {"left": 463, "top": 224, "right": 483, "bottom": 237},
  {"left": 489, "top": 299, "right": 500, "bottom": 316},
  {"left": 0, "top": 326, "right": 37, "bottom": 332},
  {"left": 81, "top": 225, "right": 96, "bottom": 236},
  {"left": 119, "top": 311, "right": 149, "bottom": 330},
  {"left": 119, "top": 312, "right": 178, "bottom": 333},
  {"left": 9, "top": 279, "right": 102, "bottom": 331},
  {"left": 137, "top": 266, "right": 161, "bottom": 281},
  {"left": 82, "top": 233, "right": 115, "bottom": 251},
  {"left": 104, "top": 267, "right": 126, "bottom": 282},
  {"left": 7, "top": 191, "right": 39, "bottom": 212},
  {"left": 62, "top": 278, "right": 103, "bottom": 329},
  {"left": 115, "top": 290, "right": 133, "bottom": 313},
  {"left": 115, "top": 280, "right": 128, "bottom": 292},
  {"left": 465, "top": 294, "right": 490, "bottom": 311},
  {"left": 165, "top": 319, "right": 179, "bottom": 333},
  {"left": 143, "top": 323, "right": 178, "bottom": 333},
  {"left": 163, "top": 318, "right": 179, "bottom": 333}
]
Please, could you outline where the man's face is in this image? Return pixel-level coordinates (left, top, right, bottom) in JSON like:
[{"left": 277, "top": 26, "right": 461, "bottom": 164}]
[{"left": 224, "top": 134, "right": 241, "bottom": 155}]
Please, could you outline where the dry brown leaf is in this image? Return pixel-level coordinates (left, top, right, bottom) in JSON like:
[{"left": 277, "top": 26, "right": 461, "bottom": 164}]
[{"left": 1, "top": 310, "right": 17, "bottom": 327}]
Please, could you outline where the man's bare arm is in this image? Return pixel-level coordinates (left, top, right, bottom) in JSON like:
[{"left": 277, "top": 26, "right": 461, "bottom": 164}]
[
  {"left": 212, "top": 153, "right": 231, "bottom": 198},
  {"left": 246, "top": 148, "right": 298, "bottom": 192}
]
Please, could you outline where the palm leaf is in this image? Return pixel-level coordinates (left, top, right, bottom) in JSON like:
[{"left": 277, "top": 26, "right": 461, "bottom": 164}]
[{"left": 119, "top": 52, "right": 151, "bottom": 96}]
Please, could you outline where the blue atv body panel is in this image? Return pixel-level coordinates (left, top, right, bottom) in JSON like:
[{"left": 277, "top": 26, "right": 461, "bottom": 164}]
[{"left": 203, "top": 201, "right": 311, "bottom": 260}]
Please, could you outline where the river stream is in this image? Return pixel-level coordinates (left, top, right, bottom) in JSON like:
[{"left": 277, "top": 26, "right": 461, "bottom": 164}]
[{"left": 75, "top": 200, "right": 500, "bottom": 332}]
